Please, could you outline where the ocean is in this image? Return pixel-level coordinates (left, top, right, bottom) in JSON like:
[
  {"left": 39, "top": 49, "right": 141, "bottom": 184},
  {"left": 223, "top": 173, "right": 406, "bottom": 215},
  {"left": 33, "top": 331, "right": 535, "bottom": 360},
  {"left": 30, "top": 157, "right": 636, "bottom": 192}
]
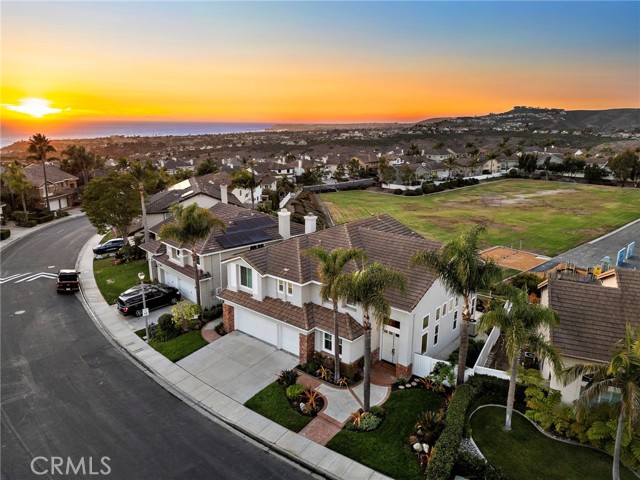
[{"left": 0, "top": 121, "right": 272, "bottom": 147}]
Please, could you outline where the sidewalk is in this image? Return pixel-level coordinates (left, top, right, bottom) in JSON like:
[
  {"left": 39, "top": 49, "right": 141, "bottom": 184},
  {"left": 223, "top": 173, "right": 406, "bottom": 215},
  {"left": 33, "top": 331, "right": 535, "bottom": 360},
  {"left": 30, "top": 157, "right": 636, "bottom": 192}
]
[{"left": 76, "top": 233, "right": 392, "bottom": 480}]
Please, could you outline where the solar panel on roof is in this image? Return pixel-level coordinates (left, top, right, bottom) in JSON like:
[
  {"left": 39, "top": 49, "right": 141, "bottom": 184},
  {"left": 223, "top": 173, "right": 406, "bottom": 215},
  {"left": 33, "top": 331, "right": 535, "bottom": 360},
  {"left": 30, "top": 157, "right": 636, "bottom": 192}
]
[
  {"left": 215, "top": 230, "right": 272, "bottom": 248},
  {"left": 230, "top": 216, "right": 276, "bottom": 231}
]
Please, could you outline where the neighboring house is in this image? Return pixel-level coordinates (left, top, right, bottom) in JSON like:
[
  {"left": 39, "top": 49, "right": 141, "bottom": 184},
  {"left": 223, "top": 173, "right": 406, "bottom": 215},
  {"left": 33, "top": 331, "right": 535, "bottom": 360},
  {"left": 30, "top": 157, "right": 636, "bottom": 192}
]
[
  {"left": 23, "top": 163, "right": 79, "bottom": 211},
  {"left": 539, "top": 268, "right": 640, "bottom": 404},
  {"left": 423, "top": 148, "right": 455, "bottom": 161},
  {"left": 159, "top": 158, "right": 195, "bottom": 175},
  {"left": 218, "top": 214, "right": 464, "bottom": 378},
  {"left": 144, "top": 176, "right": 244, "bottom": 228},
  {"left": 142, "top": 206, "right": 306, "bottom": 309}
]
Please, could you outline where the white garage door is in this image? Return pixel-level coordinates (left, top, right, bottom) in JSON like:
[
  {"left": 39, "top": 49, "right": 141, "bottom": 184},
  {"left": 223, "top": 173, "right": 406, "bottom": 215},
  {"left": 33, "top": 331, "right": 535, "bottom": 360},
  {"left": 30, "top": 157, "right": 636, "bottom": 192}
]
[
  {"left": 59, "top": 197, "right": 68, "bottom": 209},
  {"left": 280, "top": 325, "right": 299, "bottom": 356},
  {"left": 236, "top": 310, "right": 278, "bottom": 346}
]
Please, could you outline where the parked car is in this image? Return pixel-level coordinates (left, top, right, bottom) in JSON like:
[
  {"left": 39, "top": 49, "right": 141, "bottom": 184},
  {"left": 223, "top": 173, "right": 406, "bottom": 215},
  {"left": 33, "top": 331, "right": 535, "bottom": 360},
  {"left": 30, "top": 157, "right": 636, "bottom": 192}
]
[
  {"left": 93, "top": 238, "right": 126, "bottom": 255},
  {"left": 56, "top": 269, "right": 80, "bottom": 293},
  {"left": 116, "top": 283, "right": 181, "bottom": 317}
]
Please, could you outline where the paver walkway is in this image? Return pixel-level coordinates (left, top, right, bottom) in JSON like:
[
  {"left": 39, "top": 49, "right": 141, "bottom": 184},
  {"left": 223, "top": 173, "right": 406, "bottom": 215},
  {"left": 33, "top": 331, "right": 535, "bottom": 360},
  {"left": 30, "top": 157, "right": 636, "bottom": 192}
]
[
  {"left": 201, "top": 319, "right": 222, "bottom": 343},
  {"left": 299, "top": 414, "right": 343, "bottom": 446}
]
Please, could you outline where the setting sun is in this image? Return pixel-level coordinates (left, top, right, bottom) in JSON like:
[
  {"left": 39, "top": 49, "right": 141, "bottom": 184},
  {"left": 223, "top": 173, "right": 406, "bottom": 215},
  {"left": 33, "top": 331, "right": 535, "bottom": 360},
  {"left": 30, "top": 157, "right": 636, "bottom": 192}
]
[{"left": 5, "top": 98, "right": 63, "bottom": 118}]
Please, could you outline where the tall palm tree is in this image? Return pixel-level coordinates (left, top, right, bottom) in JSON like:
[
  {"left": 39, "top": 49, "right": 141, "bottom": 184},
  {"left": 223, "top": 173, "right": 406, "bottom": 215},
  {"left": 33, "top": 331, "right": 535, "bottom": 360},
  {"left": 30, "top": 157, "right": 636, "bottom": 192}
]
[
  {"left": 442, "top": 157, "right": 459, "bottom": 179},
  {"left": 478, "top": 286, "right": 562, "bottom": 431},
  {"left": 2, "top": 161, "right": 31, "bottom": 212},
  {"left": 410, "top": 225, "right": 501, "bottom": 385},
  {"left": 61, "top": 144, "right": 97, "bottom": 186},
  {"left": 27, "top": 133, "right": 56, "bottom": 211},
  {"left": 304, "top": 246, "right": 366, "bottom": 383},
  {"left": 159, "top": 203, "right": 226, "bottom": 313},
  {"left": 563, "top": 324, "right": 640, "bottom": 480},
  {"left": 336, "top": 262, "right": 406, "bottom": 411}
]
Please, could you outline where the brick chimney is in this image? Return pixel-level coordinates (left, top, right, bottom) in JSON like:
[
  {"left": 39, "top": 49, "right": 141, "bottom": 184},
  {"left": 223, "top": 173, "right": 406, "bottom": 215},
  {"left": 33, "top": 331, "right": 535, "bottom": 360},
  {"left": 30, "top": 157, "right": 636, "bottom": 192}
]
[
  {"left": 278, "top": 209, "right": 291, "bottom": 240},
  {"left": 220, "top": 184, "right": 228, "bottom": 204},
  {"left": 304, "top": 213, "right": 317, "bottom": 234}
]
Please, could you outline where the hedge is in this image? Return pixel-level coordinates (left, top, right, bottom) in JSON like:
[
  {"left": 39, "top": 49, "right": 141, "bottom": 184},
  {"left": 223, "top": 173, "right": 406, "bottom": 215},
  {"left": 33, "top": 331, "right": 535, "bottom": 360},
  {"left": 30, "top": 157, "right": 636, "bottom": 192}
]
[
  {"left": 0, "top": 229, "right": 10, "bottom": 240},
  {"left": 427, "top": 383, "right": 477, "bottom": 480}
]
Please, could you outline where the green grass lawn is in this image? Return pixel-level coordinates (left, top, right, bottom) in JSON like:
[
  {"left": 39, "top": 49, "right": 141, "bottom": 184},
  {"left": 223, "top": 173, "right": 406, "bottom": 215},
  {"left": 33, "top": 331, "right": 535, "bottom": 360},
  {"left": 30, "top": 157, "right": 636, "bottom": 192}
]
[
  {"left": 319, "top": 180, "right": 640, "bottom": 256},
  {"left": 326, "top": 389, "right": 443, "bottom": 480},
  {"left": 244, "top": 382, "right": 313, "bottom": 432},
  {"left": 471, "top": 406, "right": 637, "bottom": 480},
  {"left": 93, "top": 258, "right": 149, "bottom": 304},
  {"left": 148, "top": 330, "right": 208, "bottom": 362}
]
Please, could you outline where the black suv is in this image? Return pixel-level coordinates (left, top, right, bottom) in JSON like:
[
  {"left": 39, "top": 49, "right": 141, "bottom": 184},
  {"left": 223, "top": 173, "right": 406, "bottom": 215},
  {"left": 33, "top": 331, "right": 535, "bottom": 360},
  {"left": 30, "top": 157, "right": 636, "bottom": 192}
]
[
  {"left": 93, "top": 238, "right": 126, "bottom": 256},
  {"left": 116, "top": 283, "right": 181, "bottom": 317},
  {"left": 57, "top": 269, "right": 80, "bottom": 293}
]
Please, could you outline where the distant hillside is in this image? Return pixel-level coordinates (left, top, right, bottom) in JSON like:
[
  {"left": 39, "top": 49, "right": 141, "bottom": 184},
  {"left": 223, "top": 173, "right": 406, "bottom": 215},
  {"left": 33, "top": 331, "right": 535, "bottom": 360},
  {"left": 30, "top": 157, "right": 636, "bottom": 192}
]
[
  {"left": 416, "top": 106, "right": 640, "bottom": 134},
  {"left": 268, "top": 122, "right": 411, "bottom": 132}
]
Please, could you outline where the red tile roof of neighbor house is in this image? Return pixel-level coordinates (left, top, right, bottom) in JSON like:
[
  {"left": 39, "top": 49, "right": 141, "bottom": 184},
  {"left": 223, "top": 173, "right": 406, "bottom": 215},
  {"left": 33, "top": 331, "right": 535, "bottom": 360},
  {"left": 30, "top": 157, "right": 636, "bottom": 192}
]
[
  {"left": 547, "top": 269, "right": 640, "bottom": 363},
  {"left": 218, "top": 289, "right": 364, "bottom": 339},
  {"left": 154, "top": 253, "right": 211, "bottom": 281},
  {"left": 145, "top": 175, "right": 244, "bottom": 213},
  {"left": 150, "top": 202, "right": 304, "bottom": 255},
  {"left": 239, "top": 213, "right": 441, "bottom": 312}
]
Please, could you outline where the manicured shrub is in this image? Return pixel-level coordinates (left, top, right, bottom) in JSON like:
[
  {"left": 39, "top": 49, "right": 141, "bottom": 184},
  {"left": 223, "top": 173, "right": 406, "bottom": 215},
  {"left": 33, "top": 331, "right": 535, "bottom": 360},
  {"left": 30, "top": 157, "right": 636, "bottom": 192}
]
[
  {"left": 202, "top": 304, "right": 222, "bottom": 321},
  {"left": 393, "top": 189, "right": 403, "bottom": 195},
  {"left": 277, "top": 369, "right": 299, "bottom": 388},
  {"left": 454, "top": 450, "right": 506, "bottom": 480},
  {"left": 0, "top": 229, "right": 10, "bottom": 240},
  {"left": 369, "top": 405, "right": 386, "bottom": 419},
  {"left": 427, "top": 383, "right": 477, "bottom": 480},
  {"left": 11, "top": 211, "right": 28, "bottom": 223},
  {"left": 214, "top": 322, "right": 226, "bottom": 336},
  {"left": 346, "top": 410, "right": 383, "bottom": 431},
  {"left": 286, "top": 383, "right": 306, "bottom": 401},
  {"left": 154, "top": 313, "right": 180, "bottom": 341},
  {"left": 467, "top": 374, "right": 526, "bottom": 410}
]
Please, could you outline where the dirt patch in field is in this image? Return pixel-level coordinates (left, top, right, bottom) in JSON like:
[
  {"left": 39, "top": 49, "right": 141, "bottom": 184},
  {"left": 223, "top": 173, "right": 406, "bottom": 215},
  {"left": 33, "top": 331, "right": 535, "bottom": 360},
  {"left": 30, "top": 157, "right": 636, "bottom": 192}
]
[
  {"left": 481, "top": 246, "right": 549, "bottom": 272},
  {"left": 499, "top": 189, "right": 577, "bottom": 206}
]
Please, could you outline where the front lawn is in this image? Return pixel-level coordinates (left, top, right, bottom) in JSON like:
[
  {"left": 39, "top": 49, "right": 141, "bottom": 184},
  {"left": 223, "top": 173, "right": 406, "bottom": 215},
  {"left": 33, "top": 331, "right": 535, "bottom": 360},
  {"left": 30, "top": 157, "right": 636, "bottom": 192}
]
[
  {"left": 326, "top": 389, "right": 443, "bottom": 480},
  {"left": 471, "top": 406, "right": 637, "bottom": 480},
  {"left": 245, "top": 382, "right": 313, "bottom": 432},
  {"left": 147, "top": 330, "right": 208, "bottom": 362},
  {"left": 93, "top": 258, "right": 149, "bottom": 304}
]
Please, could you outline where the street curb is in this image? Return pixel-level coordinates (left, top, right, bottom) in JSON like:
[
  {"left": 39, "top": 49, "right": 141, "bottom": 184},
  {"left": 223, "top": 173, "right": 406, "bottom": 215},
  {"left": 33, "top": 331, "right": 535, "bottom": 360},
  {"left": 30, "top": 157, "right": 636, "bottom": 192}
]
[{"left": 75, "top": 235, "right": 379, "bottom": 480}]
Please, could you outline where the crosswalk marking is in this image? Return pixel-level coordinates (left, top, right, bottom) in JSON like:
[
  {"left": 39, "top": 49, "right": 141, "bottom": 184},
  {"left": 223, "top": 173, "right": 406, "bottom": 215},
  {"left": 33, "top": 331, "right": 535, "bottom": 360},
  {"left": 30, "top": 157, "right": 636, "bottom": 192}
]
[
  {"left": 1, "top": 272, "right": 59, "bottom": 284},
  {"left": 0, "top": 273, "right": 32, "bottom": 284}
]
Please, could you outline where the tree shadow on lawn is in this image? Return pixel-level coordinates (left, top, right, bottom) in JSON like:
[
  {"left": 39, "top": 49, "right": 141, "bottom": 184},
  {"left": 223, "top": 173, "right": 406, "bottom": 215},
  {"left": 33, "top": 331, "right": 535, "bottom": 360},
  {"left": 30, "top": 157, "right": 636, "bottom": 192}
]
[{"left": 471, "top": 406, "right": 637, "bottom": 480}]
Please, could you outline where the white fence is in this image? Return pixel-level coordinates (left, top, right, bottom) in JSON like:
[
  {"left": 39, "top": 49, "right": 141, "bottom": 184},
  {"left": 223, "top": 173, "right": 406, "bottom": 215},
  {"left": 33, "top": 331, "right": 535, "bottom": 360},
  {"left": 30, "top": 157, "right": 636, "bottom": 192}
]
[{"left": 412, "top": 326, "right": 509, "bottom": 382}]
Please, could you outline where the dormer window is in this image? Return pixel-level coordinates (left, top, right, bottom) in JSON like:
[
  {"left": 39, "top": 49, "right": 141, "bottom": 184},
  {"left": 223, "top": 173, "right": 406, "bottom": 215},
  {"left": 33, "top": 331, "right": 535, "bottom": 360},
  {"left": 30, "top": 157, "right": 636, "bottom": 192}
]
[{"left": 240, "top": 265, "right": 253, "bottom": 289}]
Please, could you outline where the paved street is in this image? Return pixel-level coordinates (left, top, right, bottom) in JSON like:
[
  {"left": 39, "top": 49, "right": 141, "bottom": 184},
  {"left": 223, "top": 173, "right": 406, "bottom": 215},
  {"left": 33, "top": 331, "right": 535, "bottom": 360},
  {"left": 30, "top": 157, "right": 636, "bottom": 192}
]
[{"left": 1, "top": 216, "right": 312, "bottom": 480}]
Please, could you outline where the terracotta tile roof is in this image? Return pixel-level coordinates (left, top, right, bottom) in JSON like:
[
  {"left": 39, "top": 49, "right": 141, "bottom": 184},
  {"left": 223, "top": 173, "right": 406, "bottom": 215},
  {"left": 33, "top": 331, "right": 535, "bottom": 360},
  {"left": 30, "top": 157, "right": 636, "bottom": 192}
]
[
  {"left": 547, "top": 269, "right": 640, "bottom": 363},
  {"left": 218, "top": 289, "right": 364, "bottom": 340},
  {"left": 150, "top": 202, "right": 304, "bottom": 255},
  {"left": 140, "top": 237, "right": 165, "bottom": 255},
  {"left": 240, "top": 214, "right": 441, "bottom": 312},
  {"left": 23, "top": 163, "right": 78, "bottom": 186},
  {"left": 155, "top": 254, "right": 211, "bottom": 281}
]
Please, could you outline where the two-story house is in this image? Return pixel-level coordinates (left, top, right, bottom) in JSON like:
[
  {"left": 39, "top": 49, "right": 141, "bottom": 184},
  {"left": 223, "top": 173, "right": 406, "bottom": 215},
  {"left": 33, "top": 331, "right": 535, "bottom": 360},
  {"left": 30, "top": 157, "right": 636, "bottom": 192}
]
[
  {"left": 539, "top": 268, "right": 640, "bottom": 404},
  {"left": 142, "top": 205, "right": 305, "bottom": 308},
  {"left": 218, "top": 214, "right": 464, "bottom": 378},
  {"left": 23, "top": 163, "right": 79, "bottom": 211}
]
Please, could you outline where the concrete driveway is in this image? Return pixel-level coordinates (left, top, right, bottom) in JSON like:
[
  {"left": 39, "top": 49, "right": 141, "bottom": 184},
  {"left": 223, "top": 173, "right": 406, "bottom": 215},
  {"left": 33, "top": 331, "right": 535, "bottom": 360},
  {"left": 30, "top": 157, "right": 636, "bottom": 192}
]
[{"left": 177, "top": 331, "right": 299, "bottom": 403}]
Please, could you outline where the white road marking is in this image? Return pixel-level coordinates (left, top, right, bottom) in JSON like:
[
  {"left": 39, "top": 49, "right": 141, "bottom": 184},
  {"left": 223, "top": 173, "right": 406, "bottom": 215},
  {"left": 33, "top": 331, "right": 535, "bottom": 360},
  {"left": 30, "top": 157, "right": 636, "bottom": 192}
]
[
  {"left": 15, "top": 310, "right": 25, "bottom": 315},
  {"left": 0, "top": 273, "right": 32, "bottom": 284},
  {"left": 15, "top": 273, "right": 58, "bottom": 283}
]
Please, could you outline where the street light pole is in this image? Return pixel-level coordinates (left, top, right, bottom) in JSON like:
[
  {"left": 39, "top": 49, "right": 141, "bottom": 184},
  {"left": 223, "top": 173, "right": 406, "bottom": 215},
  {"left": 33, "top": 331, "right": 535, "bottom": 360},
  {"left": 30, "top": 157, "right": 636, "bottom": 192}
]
[{"left": 138, "top": 271, "right": 149, "bottom": 341}]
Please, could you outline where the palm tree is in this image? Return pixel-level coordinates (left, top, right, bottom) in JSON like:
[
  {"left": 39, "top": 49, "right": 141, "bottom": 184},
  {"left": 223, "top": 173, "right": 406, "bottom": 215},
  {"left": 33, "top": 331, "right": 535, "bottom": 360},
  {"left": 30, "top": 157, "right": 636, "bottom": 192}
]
[
  {"left": 27, "top": 133, "right": 56, "bottom": 211},
  {"left": 304, "top": 246, "right": 366, "bottom": 383},
  {"left": 563, "top": 324, "right": 640, "bottom": 480},
  {"left": 478, "top": 286, "right": 562, "bottom": 431},
  {"left": 2, "top": 161, "right": 31, "bottom": 212},
  {"left": 410, "top": 225, "right": 501, "bottom": 386},
  {"left": 159, "top": 203, "right": 226, "bottom": 314},
  {"left": 443, "top": 157, "right": 459, "bottom": 179},
  {"left": 336, "top": 261, "right": 406, "bottom": 411},
  {"left": 61, "top": 145, "right": 97, "bottom": 186}
]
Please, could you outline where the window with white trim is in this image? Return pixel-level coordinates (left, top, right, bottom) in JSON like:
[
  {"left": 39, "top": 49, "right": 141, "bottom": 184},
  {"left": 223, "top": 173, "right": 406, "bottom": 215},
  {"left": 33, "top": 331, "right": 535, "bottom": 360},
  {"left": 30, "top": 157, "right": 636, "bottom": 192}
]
[
  {"left": 449, "top": 299, "right": 454, "bottom": 311},
  {"left": 455, "top": 297, "right": 459, "bottom": 307},
  {"left": 240, "top": 265, "right": 253, "bottom": 289},
  {"left": 287, "top": 282, "right": 293, "bottom": 295},
  {"left": 323, "top": 332, "right": 333, "bottom": 352},
  {"left": 442, "top": 302, "right": 447, "bottom": 315},
  {"left": 422, "top": 314, "right": 430, "bottom": 330},
  {"left": 434, "top": 324, "right": 439, "bottom": 345},
  {"left": 421, "top": 332, "right": 429, "bottom": 354},
  {"left": 278, "top": 279, "right": 285, "bottom": 293},
  {"left": 453, "top": 311, "right": 458, "bottom": 330},
  {"left": 435, "top": 307, "right": 441, "bottom": 321}
]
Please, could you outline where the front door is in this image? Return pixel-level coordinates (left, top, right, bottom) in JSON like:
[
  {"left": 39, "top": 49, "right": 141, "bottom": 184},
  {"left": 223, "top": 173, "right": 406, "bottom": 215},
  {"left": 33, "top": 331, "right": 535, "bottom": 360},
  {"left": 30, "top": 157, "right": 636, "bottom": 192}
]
[{"left": 381, "top": 325, "right": 399, "bottom": 364}]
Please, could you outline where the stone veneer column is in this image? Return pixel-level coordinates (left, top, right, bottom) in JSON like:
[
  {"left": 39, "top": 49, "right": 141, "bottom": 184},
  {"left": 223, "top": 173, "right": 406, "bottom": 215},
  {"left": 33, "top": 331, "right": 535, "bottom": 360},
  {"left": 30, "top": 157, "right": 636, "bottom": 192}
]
[
  {"left": 396, "top": 363, "right": 413, "bottom": 379},
  {"left": 222, "top": 304, "right": 235, "bottom": 333},
  {"left": 299, "top": 332, "right": 315, "bottom": 365}
]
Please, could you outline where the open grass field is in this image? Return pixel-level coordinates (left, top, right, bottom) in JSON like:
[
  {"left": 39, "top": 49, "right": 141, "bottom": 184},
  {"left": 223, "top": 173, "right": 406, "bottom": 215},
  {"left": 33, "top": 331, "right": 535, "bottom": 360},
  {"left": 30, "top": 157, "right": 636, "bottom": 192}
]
[{"left": 319, "top": 180, "right": 640, "bottom": 256}]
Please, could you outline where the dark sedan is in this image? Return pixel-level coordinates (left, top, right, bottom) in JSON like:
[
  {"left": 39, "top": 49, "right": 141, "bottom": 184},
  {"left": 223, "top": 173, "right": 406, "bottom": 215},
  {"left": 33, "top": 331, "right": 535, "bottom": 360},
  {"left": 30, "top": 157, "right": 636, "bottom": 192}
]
[
  {"left": 93, "top": 238, "right": 126, "bottom": 255},
  {"left": 116, "top": 283, "right": 181, "bottom": 317}
]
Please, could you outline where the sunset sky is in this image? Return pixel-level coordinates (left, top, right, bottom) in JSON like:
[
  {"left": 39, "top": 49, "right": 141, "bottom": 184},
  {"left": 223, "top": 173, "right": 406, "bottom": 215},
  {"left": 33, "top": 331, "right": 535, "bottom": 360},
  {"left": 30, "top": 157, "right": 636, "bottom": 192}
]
[{"left": 1, "top": 1, "right": 639, "bottom": 127}]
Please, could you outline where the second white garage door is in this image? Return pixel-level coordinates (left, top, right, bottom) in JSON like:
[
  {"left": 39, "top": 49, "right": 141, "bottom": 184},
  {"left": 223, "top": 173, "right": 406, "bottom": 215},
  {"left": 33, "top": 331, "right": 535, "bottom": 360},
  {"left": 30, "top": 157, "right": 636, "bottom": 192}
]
[{"left": 236, "top": 311, "right": 278, "bottom": 347}]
